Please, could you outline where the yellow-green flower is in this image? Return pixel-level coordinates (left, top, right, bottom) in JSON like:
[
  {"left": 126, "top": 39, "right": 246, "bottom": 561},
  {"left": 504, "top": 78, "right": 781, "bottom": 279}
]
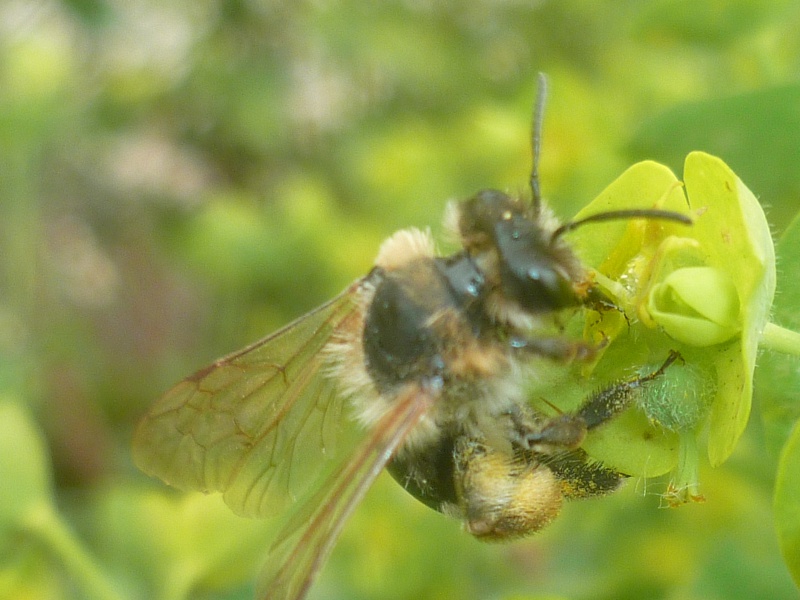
[{"left": 567, "top": 152, "right": 776, "bottom": 502}]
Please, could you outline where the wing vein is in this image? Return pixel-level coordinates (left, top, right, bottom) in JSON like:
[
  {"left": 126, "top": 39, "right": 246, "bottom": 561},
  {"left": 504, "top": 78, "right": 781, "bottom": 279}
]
[{"left": 258, "top": 384, "right": 436, "bottom": 600}]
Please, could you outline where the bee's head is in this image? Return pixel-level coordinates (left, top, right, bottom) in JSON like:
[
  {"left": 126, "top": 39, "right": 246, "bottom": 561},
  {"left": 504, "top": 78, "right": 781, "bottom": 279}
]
[
  {"left": 452, "top": 74, "right": 692, "bottom": 322},
  {"left": 455, "top": 187, "right": 693, "bottom": 325},
  {"left": 457, "top": 189, "right": 582, "bottom": 314}
]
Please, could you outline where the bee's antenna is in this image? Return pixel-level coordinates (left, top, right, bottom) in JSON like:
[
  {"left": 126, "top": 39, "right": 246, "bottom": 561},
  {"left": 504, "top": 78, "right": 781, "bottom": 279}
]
[
  {"left": 530, "top": 72, "right": 548, "bottom": 215},
  {"left": 528, "top": 75, "right": 692, "bottom": 240},
  {"left": 553, "top": 208, "right": 692, "bottom": 240}
]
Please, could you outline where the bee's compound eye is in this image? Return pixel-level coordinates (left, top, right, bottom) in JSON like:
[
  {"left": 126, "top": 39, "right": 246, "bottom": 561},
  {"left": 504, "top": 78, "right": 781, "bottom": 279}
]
[
  {"left": 495, "top": 221, "right": 578, "bottom": 312},
  {"left": 526, "top": 264, "right": 577, "bottom": 309}
]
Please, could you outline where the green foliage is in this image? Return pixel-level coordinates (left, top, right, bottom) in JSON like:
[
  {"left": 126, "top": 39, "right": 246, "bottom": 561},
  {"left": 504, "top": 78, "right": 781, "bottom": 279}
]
[
  {"left": 756, "top": 213, "right": 800, "bottom": 587},
  {"left": 0, "top": 402, "right": 121, "bottom": 600},
  {"left": 2, "top": 1, "right": 800, "bottom": 599},
  {"left": 758, "top": 214, "right": 800, "bottom": 457},
  {"left": 775, "top": 422, "right": 800, "bottom": 588},
  {"left": 630, "top": 84, "right": 800, "bottom": 231}
]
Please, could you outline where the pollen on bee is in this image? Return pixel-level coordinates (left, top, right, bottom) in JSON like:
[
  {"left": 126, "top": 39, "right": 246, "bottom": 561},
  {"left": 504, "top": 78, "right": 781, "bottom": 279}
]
[{"left": 455, "top": 439, "right": 563, "bottom": 541}]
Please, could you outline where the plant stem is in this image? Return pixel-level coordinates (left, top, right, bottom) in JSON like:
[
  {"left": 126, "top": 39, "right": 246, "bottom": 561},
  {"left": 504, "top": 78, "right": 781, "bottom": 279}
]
[
  {"left": 23, "top": 502, "right": 124, "bottom": 600},
  {"left": 760, "top": 322, "right": 800, "bottom": 356},
  {"left": 591, "top": 270, "right": 628, "bottom": 301},
  {"left": 664, "top": 432, "right": 705, "bottom": 507}
]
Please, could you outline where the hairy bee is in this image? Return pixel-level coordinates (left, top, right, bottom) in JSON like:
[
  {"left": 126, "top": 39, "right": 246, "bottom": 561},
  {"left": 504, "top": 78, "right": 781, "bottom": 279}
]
[{"left": 133, "top": 75, "right": 690, "bottom": 600}]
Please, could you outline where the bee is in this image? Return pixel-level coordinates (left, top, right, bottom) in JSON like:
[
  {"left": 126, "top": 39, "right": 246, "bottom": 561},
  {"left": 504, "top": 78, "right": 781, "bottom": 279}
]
[{"left": 133, "top": 75, "right": 691, "bottom": 600}]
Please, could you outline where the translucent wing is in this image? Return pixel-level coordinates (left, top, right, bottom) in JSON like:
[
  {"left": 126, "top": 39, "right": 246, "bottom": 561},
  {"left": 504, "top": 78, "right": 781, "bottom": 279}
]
[
  {"left": 257, "top": 383, "right": 437, "bottom": 600},
  {"left": 132, "top": 278, "right": 368, "bottom": 517}
]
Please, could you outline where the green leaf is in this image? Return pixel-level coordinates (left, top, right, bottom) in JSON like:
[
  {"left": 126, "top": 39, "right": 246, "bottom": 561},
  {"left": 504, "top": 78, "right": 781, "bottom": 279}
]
[
  {"left": 0, "top": 401, "right": 52, "bottom": 533},
  {"left": 0, "top": 401, "right": 123, "bottom": 600},
  {"left": 94, "top": 487, "right": 274, "bottom": 599},
  {"left": 629, "top": 84, "right": 800, "bottom": 231},
  {"left": 775, "top": 419, "right": 800, "bottom": 588},
  {"left": 756, "top": 211, "right": 800, "bottom": 459}
]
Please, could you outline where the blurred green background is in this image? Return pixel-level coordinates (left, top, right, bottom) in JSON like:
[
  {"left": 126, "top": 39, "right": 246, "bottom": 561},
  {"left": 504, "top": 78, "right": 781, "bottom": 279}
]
[{"left": 2, "top": 0, "right": 800, "bottom": 599}]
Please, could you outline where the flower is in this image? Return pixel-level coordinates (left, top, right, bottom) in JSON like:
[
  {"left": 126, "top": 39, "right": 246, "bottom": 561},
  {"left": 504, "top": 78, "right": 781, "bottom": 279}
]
[{"left": 566, "top": 152, "right": 776, "bottom": 501}]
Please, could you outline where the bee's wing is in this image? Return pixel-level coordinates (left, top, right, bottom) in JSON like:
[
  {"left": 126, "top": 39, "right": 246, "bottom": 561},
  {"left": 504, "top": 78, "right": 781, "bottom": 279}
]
[
  {"left": 132, "top": 278, "right": 368, "bottom": 517},
  {"left": 257, "top": 383, "right": 437, "bottom": 600}
]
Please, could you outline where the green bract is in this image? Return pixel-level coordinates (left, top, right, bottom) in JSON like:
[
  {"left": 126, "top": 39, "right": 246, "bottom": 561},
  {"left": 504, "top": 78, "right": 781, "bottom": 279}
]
[{"left": 568, "top": 152, "right": 776, "bottom": 500}]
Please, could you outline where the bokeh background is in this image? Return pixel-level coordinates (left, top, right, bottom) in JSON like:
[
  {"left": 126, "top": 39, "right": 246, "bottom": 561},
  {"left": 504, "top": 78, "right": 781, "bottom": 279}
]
[{"left": 2, "top": 1, "right": 800, "bottom": 599}]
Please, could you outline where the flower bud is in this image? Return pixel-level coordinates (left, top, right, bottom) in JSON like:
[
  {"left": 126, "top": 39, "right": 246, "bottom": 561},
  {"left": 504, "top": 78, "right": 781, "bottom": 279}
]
[{"left": 647, "top": 266, "right": 740, "bottom": 346}]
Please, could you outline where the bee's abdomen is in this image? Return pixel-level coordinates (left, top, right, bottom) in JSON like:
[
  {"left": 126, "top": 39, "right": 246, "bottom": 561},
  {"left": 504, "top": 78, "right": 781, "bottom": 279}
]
[{"left": 387, "top": 432, "right": 459, "bottom": 512}]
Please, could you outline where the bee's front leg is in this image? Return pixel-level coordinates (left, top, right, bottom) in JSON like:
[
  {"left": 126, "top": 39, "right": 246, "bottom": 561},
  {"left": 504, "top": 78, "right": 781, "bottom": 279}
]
[
  {"left": 510, "top": 351, "right": 682, "bottom": 453},
  {"left": 575, "top": 350, "right": 682, "bottom": 429}
]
